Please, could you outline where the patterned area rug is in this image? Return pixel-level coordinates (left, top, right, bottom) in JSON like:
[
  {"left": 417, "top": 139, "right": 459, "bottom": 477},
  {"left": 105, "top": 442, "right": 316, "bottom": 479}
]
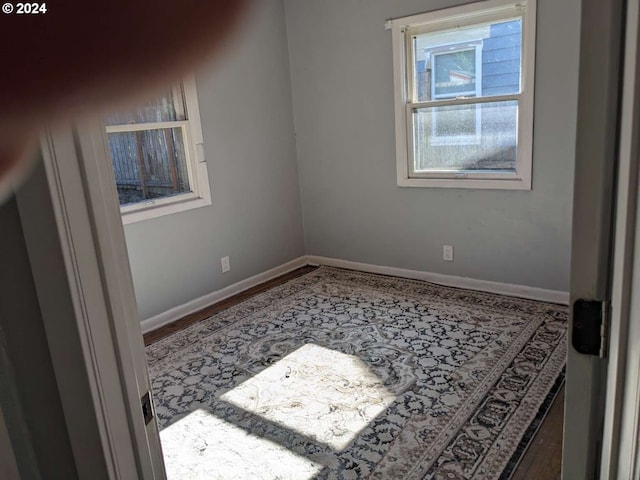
[{"left": 146, "top": 267, "right": 567, "bottom": 480}]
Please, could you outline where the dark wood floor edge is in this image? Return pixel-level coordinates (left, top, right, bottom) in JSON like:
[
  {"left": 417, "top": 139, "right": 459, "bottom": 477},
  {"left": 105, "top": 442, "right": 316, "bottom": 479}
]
[
  {"left": 313, "top": 264, "right": 569, "bottom": 307},
  {"left": 500, "top": 368, "right": 566, "bottom": 480},
  {"left": 142, "top": 265, "right": 319, "bottom": 346}
]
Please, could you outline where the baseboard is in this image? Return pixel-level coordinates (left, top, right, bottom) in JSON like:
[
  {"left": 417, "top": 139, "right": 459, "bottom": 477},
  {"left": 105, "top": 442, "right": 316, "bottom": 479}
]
[
  {"left": 142, "top": 255, "right": 569, "bottom": 334},
  {"left": 307, "top": 255, "right": 570, "bottom": 305},
  {"left": 140, "top": 256, "right": 309, "bottom": 334}
]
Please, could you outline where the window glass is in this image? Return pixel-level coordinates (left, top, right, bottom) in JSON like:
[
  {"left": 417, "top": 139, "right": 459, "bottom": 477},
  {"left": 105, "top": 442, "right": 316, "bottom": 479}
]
[
  {"left": 412, "top": 100, "right": 518, "bottom": 172},
  {"left": 433, "top": 49, "right": 477, "bottom": 98},
  {"left": 105, "top": 88, "right": 193, "bottom": 206},
  {"left": 104, "top": 89, "right": 185, "bottom": 126},
  {"left": 412, "top": 19, "right": 522, "bottom": 103},
  {"left": 408, "top": 17, "right": 522, "bottom": 169},
  {"left": 107, "top": 127, "right": 191, "bottom": 205}
]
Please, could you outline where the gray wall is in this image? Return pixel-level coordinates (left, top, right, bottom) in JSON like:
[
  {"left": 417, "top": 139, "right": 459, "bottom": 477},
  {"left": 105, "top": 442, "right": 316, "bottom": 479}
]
[
  {"left": 0, "top": 195, "right": 76, "bottom": 479},
  {"left": 284, "top": 0, "right": 578, "bottom": 291},
  {"left": 124, "top": 0, "right": 305, "bottom": 320}
]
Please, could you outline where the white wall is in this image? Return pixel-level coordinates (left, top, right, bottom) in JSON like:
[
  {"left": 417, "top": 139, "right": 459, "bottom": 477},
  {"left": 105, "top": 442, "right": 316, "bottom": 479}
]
[
  {"left": 124, "top": 0, "right": 305, "bottom": 320},
  {"left": 284, "top": 0, "right": 579, "bottom": 291}
]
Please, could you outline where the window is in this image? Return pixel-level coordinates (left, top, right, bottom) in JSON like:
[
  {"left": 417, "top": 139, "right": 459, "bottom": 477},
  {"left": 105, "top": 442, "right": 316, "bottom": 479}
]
[
  {"left": 104, "top": 76, "right": 211, "bottom": 223},
  {"left": 391, "top": 0, "right": 536, "bottom": 189}
]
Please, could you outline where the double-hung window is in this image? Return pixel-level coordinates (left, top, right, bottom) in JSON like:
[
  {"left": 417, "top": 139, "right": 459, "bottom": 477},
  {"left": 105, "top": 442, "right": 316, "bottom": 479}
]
[
  {"left": 391, "top": 0, "right": 536, "bottom": 189},
  {"left": 104, "top": 76, "right": 212, "bottom": 223}
]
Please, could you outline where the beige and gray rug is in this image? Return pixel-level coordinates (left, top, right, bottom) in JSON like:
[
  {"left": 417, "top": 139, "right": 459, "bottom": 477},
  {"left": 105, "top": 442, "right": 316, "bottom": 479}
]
[{"left": 146, "top": 266, "right": 567, "bottom": 480}]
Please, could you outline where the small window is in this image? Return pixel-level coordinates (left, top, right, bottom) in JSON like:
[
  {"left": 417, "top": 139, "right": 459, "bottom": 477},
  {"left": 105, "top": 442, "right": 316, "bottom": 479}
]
[
  {"left": 104, "top": 77, "right": 211, "bottom": 223},
  {"left": 391, "top": 0, "right": 536, "bottom": 189}
]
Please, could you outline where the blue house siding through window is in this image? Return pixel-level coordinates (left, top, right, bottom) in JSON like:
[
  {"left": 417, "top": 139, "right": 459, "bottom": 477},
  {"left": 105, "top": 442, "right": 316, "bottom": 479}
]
[{"left": 481, "top": 20, "right": 521, "bottom": 96}]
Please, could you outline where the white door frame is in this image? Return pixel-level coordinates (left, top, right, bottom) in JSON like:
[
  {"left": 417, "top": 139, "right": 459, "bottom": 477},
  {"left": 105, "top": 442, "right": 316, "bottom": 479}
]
[
  {"left": 600, "top": 0, "right": 640, "bottom": 476},
  {"left": 564, "top": 0, "right": 626, "bottom": 477},
  {"left": 74, "top": 117, "right": 167, "bottom": 478},
  {"left": 14, "top": 123, "right": 167, "bottom": 479}
]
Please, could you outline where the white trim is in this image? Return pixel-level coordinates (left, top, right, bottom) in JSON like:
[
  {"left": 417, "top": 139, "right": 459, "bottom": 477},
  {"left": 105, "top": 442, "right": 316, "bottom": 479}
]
[
  {"left": 601, "top": 0, "right": 640, "bottom": 476},
  {"left": 30, "top": 127, "right": 143, "bottom": 478},
  {"left": 74, "top": 119, "right": 167, "bottom": 478},
  {"left": 394, "top": 0, "right": 526, "bottom": 35},
  {"left": 121, "top": 196, "right": 210, "bottom": 225},
  {"left": 307, "top": 256, "right": 569, "bottom": 305},
  {"left": 393, "top": 17, "right": 410, "bottom": 188},
  {"left": 141, "top": 256, "right": 308, "bottom": 334},
  {"left": 119, "top": 192, "right": 200, "bottom": 214},
  {"left": 397, "top": 176, "right": 530, "bottom": 189},
  {"left": 410, "top": 92, "right": 520, "bottom": 109},
  {"left": 105, "top": 121, "right": 188, "bottom": 134},
  {"left": 517, "top": 0, "right": 535, "bottom": 190}
]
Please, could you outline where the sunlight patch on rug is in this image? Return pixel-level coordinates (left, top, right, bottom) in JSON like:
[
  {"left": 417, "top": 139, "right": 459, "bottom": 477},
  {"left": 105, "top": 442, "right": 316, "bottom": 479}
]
[
  {"left": 221, "top": 343, "right": 396, "bottom": 451},
  {"left": 160, "top": 409, "right": 323, "bottom": 480}
]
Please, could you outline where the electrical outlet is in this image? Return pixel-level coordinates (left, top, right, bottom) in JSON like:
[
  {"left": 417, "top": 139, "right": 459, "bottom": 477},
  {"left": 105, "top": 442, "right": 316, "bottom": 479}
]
[
  {"left": 443, "top": 245, "right": 454, "bottom": 262},
  {"left": 221, "top": 256, "right": 231, "bottom": 273}
]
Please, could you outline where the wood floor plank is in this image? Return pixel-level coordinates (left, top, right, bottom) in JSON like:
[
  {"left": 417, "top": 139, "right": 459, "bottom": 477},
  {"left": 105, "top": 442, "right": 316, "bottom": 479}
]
[
  {"left": 511, "top": 387, "right": 564, "bottom": 480},
  {"left": 143, "top": 265, "right": 318, "bottom": 346}
]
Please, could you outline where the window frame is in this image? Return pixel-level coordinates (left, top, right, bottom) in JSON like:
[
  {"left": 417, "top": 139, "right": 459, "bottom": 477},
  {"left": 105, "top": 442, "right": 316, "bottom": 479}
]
[
  {"left": 105, "top": 75, "right": 212, "bottom": 224},
  {"left": 391, "top": 0, "right": 536, "bottom": 190}
]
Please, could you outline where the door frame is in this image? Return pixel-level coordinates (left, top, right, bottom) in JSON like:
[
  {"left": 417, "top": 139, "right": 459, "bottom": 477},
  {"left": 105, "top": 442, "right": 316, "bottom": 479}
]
[
  {"left": 14, "top": 124, "right": 167, "bottom": 479},
  {"left": 564, "top": 0, "right": 626, "bottom": 477},
  {"left": 600, "top": 0, "right": 640, "bottom": 476}
]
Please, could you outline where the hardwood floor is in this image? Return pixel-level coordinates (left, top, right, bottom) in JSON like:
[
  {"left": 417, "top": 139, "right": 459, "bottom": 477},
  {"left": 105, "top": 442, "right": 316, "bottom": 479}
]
[
  {"left": 143, "top": 264, "right": 565, "bottom": 479},
  {"left": 143, "top": 265, "right": 318, "bottom": 346},
  {"left": 511, "top": 387, "right": 565, "bottom": 479}
]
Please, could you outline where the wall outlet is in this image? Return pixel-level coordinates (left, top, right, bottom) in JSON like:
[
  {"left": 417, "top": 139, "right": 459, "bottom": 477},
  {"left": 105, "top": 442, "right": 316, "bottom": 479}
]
[
  {"left": 221, "top": 256, "right": 231, "bottom": 273},
  {"left": 443, "top": 245, "right": 454, "bottom": 262}
]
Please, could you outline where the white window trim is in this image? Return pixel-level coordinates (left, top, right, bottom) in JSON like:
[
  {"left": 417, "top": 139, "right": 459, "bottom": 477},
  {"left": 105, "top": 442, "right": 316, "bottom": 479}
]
[
  {"left": 108, "top": 75, "right": 212, "bottom": 224},
  {"left": 391, "top": 0, "right": 536, "bottom": 190},
  {"left": 429, "top": 42, "right": 483, "bottom": 146}
]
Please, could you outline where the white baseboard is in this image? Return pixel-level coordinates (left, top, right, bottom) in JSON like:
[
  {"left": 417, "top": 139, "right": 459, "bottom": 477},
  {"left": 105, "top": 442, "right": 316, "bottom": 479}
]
[
  {"left": 141, "top": 256, "right": 308, "bottom": 334},
  {"left": 307, "top": 255, "right": 570, "bottom": 305},
  {"left": 142, "top": 254, "right": 569, "bottom": 334}
]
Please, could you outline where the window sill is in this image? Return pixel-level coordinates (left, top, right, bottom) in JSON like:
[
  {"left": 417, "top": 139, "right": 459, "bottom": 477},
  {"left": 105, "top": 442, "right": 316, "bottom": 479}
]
[
  {"left": 396, "top": 176, "right": 531, "bottom": 190},
  {"left": 121, "top": 195, "right": 212, "bottom": 225}
]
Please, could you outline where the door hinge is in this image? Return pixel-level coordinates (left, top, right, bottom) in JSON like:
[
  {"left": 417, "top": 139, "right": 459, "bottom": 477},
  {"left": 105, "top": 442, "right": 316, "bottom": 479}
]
[
  {"left": 141, "top": 391, "right": 154, "bottom": 425},
  {"left": 572, "top": 299, "right": 610, "bottom": 358}
]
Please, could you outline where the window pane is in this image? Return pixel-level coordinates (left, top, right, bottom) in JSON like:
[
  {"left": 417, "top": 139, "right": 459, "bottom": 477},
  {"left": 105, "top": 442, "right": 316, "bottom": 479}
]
[
  {"left": 433, "top": 103, "right": 477, "bottom": 137},
  {"left": 107, "top": 127, "right": 192, "bottom": 206},
  {"left": 413, "top": 18, "right": 522, "bottom": 102},
  {"left": 412, "top": 100, "right": 518, "bottom": 173},
  {"left": 104, "top": 88, "right": 185, "bottom": 126},
  {"left": 433, "top": 49, "right": 477, "bottom": 98}
]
